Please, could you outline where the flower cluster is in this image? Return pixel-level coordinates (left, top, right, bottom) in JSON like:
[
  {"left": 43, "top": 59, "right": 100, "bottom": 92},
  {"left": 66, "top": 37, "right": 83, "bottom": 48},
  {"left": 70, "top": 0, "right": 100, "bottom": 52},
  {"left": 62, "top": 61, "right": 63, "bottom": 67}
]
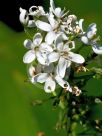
[{"left": 19, "top": 0, "right": 102, "bottom": 95}]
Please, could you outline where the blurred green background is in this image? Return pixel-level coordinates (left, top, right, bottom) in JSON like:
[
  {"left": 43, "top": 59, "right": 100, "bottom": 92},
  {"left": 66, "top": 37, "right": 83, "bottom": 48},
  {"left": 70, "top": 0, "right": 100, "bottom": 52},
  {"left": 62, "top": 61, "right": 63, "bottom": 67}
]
[{"left": 0, "top": 0, "right": 102, "bottom": 136}]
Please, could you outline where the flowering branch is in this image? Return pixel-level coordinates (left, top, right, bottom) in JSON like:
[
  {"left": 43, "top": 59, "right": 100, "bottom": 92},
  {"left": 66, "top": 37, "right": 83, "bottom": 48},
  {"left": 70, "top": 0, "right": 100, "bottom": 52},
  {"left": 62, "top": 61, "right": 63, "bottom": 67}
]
[{"left": 19, "top": 0, "right": 102, "bottom": 135}]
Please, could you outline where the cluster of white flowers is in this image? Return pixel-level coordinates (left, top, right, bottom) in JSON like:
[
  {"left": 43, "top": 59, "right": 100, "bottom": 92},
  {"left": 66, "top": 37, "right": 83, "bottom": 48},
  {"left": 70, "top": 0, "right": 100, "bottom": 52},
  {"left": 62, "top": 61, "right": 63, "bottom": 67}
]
[{"left": 19, "top": 0, "right": 102, "bottom": 95}]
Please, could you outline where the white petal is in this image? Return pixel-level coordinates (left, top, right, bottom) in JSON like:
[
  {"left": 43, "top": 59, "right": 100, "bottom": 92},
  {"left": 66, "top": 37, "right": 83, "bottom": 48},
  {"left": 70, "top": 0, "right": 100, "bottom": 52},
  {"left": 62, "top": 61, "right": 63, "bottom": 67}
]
[
  {"left": 88, "top": 23, "right": 97, "bottom": 32},
  {"left": 36, "top": 51, "right": 48, "bottom": 65},
  {"left": 78, "top": 19, "right": 84, "bottom": 32},
  {"left": 56, "top": 42, "right": 63, "bottom": 51},
  {"left": 40, "top": 43, "right": 53, "bottom": 52},
  {"left": 92, "top": 44, "right": 102, "bottom": 55},
  {"left": 30, "top": 76, "right": 37, "bottom": 84},
  {"left": 36, "top": 73, "right": 48, "bottom": 83},
  {"left": 23, "top": 39, "right": 33, "bottom": 49},
  {"left": 87, "top": 31, "right": 93, "bottom": 39},
  {"left": 33, "top": 33, "right": 42, "bottom": 46},
  {"left": 63, "top": 43, "right": 71, "bottom": 52},
  {"left": 68, "top": 52, "right": 85, "bottom": 64},
  {"left": 30, "top": 72, "right": 48, "bottom": 84},
  {"left": 81, "top": 36, "right": 89, "bottom": 44},
  {"left": 55, "top": 8, "right": 62, "bottom": 17},
  {"left": 35, "top": 20, "right": 52, "bottom": 31},
  {"left": 62, "top": 33, "right": 68, "bottom": 41},
  {"left": 27, "top": 20, "right": 35, "bottom": 27},
  {"left": 28, "top": 65, "right": 35, "bottom": 77},
  {"left": 23, "top": 50, "right": 36, "bottom": 63},
  {"left": 55, "top": 75, "right": 71, "bottom": 91},
  {"left": 67, "top": 60, "right": 71, "bottom": 68},
  {"left": 87, "top": 23, "right": 97, "bottom": 39},
  {"left": 48, "top": 52, "right": 59, "bottom": 63},
  {"left": 45, "top": 31, "right": 56, "bottom": 45},
  {"left": 50, "top": 0, "right": 55, "bottom": 12},
  {"left": 68, "top": 15, "right": 77, "bottom": 21},
  {"left": 57, "top": 57, "right": 67, "bottom": 78},
  {"left": 55, "top": 34, "right": 63, "bottom": 50},
  {"left": 44, "top": 77, "right": 56, "bottom": 93},
  {"left": 38, "top": 6, "right": 45, "bottom": 15},
  {"left": 19, "top": 7, "right": 29, "bottom": 25},
  {"left": 48, "top": 13, "right": 57, "bottom": 28},
  {"left": 87, "top": 31, "right": 96, "bottom": 39}
]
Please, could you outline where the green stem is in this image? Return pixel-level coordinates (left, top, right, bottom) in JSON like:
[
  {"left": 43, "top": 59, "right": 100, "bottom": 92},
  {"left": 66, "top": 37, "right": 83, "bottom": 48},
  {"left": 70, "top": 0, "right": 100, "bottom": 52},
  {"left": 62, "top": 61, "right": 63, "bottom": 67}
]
[{"left": 68, "top": 120, "right": 77, "bottom": 136}]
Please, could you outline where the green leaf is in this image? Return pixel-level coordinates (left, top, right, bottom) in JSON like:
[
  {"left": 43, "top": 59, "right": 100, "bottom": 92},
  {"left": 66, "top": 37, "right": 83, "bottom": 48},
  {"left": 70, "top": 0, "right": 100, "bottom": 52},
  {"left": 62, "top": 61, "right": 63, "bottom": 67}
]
[{"left": 91, "top": 104, "right": 102, "bottom": 119}]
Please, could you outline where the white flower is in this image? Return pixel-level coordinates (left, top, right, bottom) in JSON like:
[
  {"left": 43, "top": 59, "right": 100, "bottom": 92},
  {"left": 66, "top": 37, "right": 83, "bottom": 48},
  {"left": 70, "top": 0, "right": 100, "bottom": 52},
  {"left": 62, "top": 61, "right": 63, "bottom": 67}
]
[
  {"left": 81, "top": 23, "right": 97, "bottom": 44},
  {"left": 35, "top": 13, "right": 60, "bottom": 45},
  {"left": 28, "top": 64, "right": 72, "bottom": 93},
  {"left": 28, "top": 64, "right": 48, "bottom": 84},
  {"left": 19, "top": 7, "right": 36, "bottom": 27},
  {"left": 20, "top": 0, "right": 102, "bottom": 96},
  {"left": 76, "top": 19, "right": 84, "bottom": 34},
  {"left": 35, "top": 5, "right": 69, "bottom": 45},
  {"left": 81, "top": 23, "right": 102, "bottom": 54},
  {"left": 48, "top": 34, "right": 85, "bottom": 78},
  {"left": 23, "top": 33, "right": 53, "bottom": 65}
]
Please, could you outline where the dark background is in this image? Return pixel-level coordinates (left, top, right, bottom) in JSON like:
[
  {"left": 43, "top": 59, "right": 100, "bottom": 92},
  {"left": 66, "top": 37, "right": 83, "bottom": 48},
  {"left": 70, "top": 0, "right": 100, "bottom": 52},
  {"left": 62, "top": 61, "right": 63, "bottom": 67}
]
[{"left": 0, "top": 0, "right": 42, "bottom": 31}]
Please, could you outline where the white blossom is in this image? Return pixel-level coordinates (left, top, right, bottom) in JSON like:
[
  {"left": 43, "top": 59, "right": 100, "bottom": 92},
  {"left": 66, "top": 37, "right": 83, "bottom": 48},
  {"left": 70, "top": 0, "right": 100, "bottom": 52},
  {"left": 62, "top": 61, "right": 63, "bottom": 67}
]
[
  {"left": 80, "top": 23, "right": 102, "bottom": 54},
  {"left": 35, "top": 13, "right": 60, "bottom": 45},
  {"left": 20, "top": 0, "right": 102, "bottom": 96},
  {"left": 48, "top": 34, "right": 85, "bottom": 78},
  {"left": 23, "top": 33, "right": 53, "bottom": 65},
  {"left": 19, "top": 7, "right": 36, "bottom": 27},
  {"left": 28, "top": 64, "right": 72, "bottom": 93}
]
